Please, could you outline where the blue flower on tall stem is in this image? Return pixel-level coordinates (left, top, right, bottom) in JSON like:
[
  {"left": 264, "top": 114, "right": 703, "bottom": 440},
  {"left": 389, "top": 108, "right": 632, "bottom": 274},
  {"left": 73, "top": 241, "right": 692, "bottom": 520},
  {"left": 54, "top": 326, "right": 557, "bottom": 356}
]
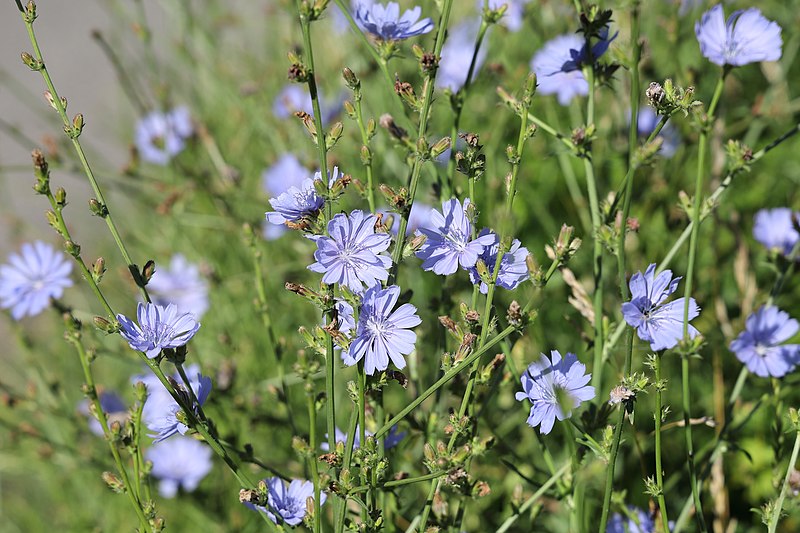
[
  {"left": 245, "top": 478, "right": 326, "bottom": 526},
  {"left": 354, "top": 1, "right": 433, "bottom": 41},
  {"left": 262, "top": 155, "right": 309, "bottom": 240},
  {"left": 753, "top": 208, "right": 799, "bottom": 257},
  {"left": 0, "top": 241, "right": 73, "bottom": 320},
  {"left": 265, "top": 167, "right": 342, "bottom": 228},
  {"left": 695, "top": 5, "right": 782, "bottom": 67},
  {"left": 344, "top": 284, "right": 421, "bottom": 375},
  {"left": 415, "top": 198, "right": 495, "bottom": 276},
  {"left": 730, "top": 306, "right": 799, "bottom": 378},
  {"left": 467, "top": 229, "right": 530, "bottom": 294},
  {"left": 515, "top": 350, "right": 595, "bottom": 434},
  {"left": 135, "top": 106, "right": 193, "bottom": 166},
  {"left": 308, "top": 210, "right": 392, "bottom": 293},
  {"left": 621, "top": 264, "right": 700, "bottom": 351},
  {"left": 146, "top": 435, "right": 213, "bottom": 498},
  {"left": 117, "top": 302, "right": 201, "bottom": 359}
]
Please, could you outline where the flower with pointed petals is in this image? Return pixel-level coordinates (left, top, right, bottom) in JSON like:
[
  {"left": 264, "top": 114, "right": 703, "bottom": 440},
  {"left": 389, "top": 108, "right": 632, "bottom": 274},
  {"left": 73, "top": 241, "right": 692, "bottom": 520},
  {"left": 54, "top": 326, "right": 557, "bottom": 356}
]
[
  {"left": 467, "top": 229, "right": 530, "bottom": 294},
  {"left": 416, "top": 198, "right": 495, "bottom": 276},
  {"left": 265, "top": 167, "right": 342, "bottom": 228},
  {"left": 79, "top": 391, "right": 128, "bottom": 437},
  {"left": 117, "top": 302, "right": 200, "bottom": 359},
  {"left": 730, "top": 306, "right": 799, "bottom": 378},
  {"left": 531, "top": 27, "right": 616, "bottom": 105},
  {"left": 133, "top": 364, "right": 212, "bottom": 442},
  {"left": 515, "top": 350, "right": 594, "bottom": 434},
  {"left": 146, "top": 436, "right": 213, "bottom": 498},
  {"left": 753, "top": 208, "right": 799, "bottom": 257},
  {"left": 621, "top": 264, "right": 700, "bottom": 351},
  {"left": 262, "top": 155, "right": 309, "bottom": 240},
  {"left": 355, "top": 1, "right": 433, "bottom": 41},
  {"left": 245, "top": 478, "right": 327, "bottom": 526},
  {"left": 308, "top": 210, "right": 392, "bottom": 293},
  {"left": 695, "top": 5, "right": 782, "bottom": 67},
  {"left": 0, "top": 241, "right": 73, "bottom": 320},
  {"left": 436, "top": 20, "right": 488, "bottom": 92},
  {"left": 344, "top": 284, "right": 421, "bottom": 375},
  {"left": 135, "top": 106, "right": 193, "bottom": 166},
  {"left": 147, "top": 255, "right": 209, "bottom": 319}
]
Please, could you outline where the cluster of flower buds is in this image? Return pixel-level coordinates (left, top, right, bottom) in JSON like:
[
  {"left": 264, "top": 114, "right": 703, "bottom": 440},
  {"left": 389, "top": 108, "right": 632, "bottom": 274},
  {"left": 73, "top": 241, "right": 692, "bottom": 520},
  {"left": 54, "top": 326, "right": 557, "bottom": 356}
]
[{"left": 646, "top": 79, "right": 700, "bottom": 117}]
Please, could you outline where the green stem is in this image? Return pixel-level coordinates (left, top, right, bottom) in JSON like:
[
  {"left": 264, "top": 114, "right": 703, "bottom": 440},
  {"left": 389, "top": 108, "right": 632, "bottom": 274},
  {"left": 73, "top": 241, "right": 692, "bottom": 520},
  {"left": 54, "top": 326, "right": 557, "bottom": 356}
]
[
  {"left": 353, "top": 89, "right": 376, "bottom": 211},
  {"left": 496, "top": 462, "right": 571, "bottom": 533},
  {"left": 307, "top": 387, "right": 322, "bottom": 533},
  {"left": 653, "top": 352, "right": 671, "bottom": 532},
  {"left": 768, "top": 427, "right": 800, "bottom": 533}
]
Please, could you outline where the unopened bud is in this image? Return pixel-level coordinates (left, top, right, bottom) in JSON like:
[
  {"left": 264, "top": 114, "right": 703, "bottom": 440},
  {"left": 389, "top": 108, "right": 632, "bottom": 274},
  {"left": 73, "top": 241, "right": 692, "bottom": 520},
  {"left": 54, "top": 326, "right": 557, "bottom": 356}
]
[
  {"left": 54, "top": 187, "right": 67, "bottom": 206},
  {"left": 141, "top": 260, "right": 156, "bottom": 285},
  {"left": 88, "top": 198, "right": 108, "bottom": 217},
  {"left": 92, "top": 257, "right": 106, "bottom": 283},
  {"left": 64, "top": 240, "right": 80, "bottom": 257},
  {"left": 101, "top": 471, "right": 125, "bottom": 493},
  {"left": 342, "top": 67, "right": 360, "bottom": 90},
  {"left": 21, "top": 52, "right": 41, "bottom": 70}
]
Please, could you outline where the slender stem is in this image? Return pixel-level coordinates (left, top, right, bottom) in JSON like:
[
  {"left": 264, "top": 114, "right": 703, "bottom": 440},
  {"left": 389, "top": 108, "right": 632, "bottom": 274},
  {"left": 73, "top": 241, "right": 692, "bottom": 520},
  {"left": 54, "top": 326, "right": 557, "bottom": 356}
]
[
  {"left": 133, "top": 391, "right": 151, "bottom": 503},
  {"left": 353, "top": 90, "right": 376, "bottom": 211},
  {"left": 20, "top": 9, "right": 151, "bottom": 303},
  {"left": 307, "top": 388, "right": 322, "bottom": 533},
  {"left": 653, "top": 352, "right": 671, "bottom": 532},
  {"left": 496, "top": 462, "right": 571, "bottom": 533},
  {"left": 768, "top": 428, "right": 800, "bottom": 533},
  {"left": 526, "top": 111, "right": 576, "bottom": 151}
]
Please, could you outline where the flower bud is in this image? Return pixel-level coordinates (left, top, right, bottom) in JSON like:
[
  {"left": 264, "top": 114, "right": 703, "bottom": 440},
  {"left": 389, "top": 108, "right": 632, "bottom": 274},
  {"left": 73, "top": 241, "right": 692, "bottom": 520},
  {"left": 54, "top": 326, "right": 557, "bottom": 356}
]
[
  {"left": 342, "top": 67, "right": 360, "bottom": 90},
  {"left": 92, "top": 257, "right": 106, "bottom": 283},
  {"left": 88, "top": 198, "right": 108, "bottom": 217},
  {"left": 64, "top": 240, "right": 81, "bottom": 257},
  {"left": 20, "top": 52, "right": 41, "bottom": 70},
  {"left": 101, "top": 471, "right": 125, "bottom": 493}
]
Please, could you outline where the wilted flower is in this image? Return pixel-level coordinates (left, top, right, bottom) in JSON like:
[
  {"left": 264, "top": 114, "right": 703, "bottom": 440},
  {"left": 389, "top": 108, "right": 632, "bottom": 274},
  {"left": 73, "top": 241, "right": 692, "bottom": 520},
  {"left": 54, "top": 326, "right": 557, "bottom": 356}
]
[
  {"left": 147, "top": 255, "right": 209, "bottom": 320},
  {"left": 117, "top": 302, "right": 201, "bottom": 359},
  {"left": 146, "top": 435, "right": 213, "bottom": 498},
  {"left": 308, "top": 210, "right": 392, "bottom": 293},
  {"left": 730, "top": 306, "right": 799, "bottom": 378},
  {"left": 515, "top": 350, "right": 595, "bottom": 434},
  {"left": 262, "top": 155, "right": 309, "bottom": 240},
  {"left": 416, "top": 198, "right": 495, "bottom": 275},
  {"left": 437, "top": 20, "right": 488, "bottom": 92},
  {"left": 621, "top": 264, "right": 700, "bottom": 351},
  {"left": 134, "top": 364, "right": 212, "bottom": 442},
  {"left": 695, "top": 5, "right": 782, "bottom": 67},
  {"left": 467, "top": 229, "right": 530, "bottom": 294},
  {"left": 135, "top": 106, "right": 193, "bottom": 165},
  {"left": 78, "top": 391, "right": 128, "bottom": 437},
  {"left": 531, "top": 27, "right": 615, "bottom": 105},
  {"left": 753, "top": 208, "right": 799, "bottom": 257},
  {"left": 343, "top": 284, "right": 421, "bottom": 375},
  {"left": 265, "top": 167, "right": 341, "bottom": 228},
  {"left": 0, "top": 241, "right": 73, "bottom": 320},
  {"left": 354, "top": 1, "right": 434, "bottom": 41},
  {"left": 245, "top": 478, "right": 326, "bottom": 526}
]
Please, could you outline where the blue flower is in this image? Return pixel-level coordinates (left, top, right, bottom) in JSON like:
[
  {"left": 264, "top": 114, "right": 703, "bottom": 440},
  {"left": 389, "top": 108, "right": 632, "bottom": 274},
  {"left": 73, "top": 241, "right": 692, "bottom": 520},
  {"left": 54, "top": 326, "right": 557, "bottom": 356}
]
[
  {"left": 147, "top": 255, "right": 209, "bottom": 320},
  {"left": 730, "top": 306, "right": 799, "bottom": 378},
  {"left": 262, "top": 155, "right": 309, "bottom": 240},
  {"left": 117, "top": 302, "right": 201, "bottom": 359},
  {"left": 695, "top": 5, "right": 782, "bottom": 67},
  {"left": 436, "top": 20, "right": 488, "bottom": 92},
  {"left": 245, "top": 478, "right": 326, "bottom": 526},
  {"left": 146, "top": 435, "right": 213, "bottom": 498},
  {"left": 531, "top": 28, "right": 615, "bottom": 105},
  {"left": 416, "top": 198, "right": 495, "bottom": 276},
  {"left": 135, "top": 107, "right": 193, "bottom": 165},
  {"left": 480, "top": 0, "right": 530, "bottom": 32},
  {"left": 753, "top": 208, "right": 799, "bottom": 257},
  {"left": 621, "top": 264, "right": 700, "bottom": 351},
  {"left": 344, "top": 284, "right": 421, "bottom": 375},
  {"left": 607, "top": 506, "right": 657, "bottom": 533},
  {"left": 467, "top": 229, "right": 530, "bottom": 294},
  {"left": 634, "top": 107, "right": 680, "bottom": 158},
  {"left": 265, "top": 167, "right": 342, "bottom": 228},
  {"left": 79, "top": 391, "right": 128, "bottom": 437},
  {"left": 515, "top": 350, "right": 595, "bottom": 434},
  {"left": 272, "top": 85, "right": 342, "bottom": 125},
  {"left": 134, "top": 364, "right": 212, "bottom": 442},
  {"left": 308, "top": 210, "right": 392, "bottom": 293},
  {"left": 354, "top": 1, "right": 433, "bottom": 41},
  {"left": 321, "top": 424, "right": 404, "bottom": 451},
  {"left": 0, "top": 241, "right": 72, "bottom": 320}
]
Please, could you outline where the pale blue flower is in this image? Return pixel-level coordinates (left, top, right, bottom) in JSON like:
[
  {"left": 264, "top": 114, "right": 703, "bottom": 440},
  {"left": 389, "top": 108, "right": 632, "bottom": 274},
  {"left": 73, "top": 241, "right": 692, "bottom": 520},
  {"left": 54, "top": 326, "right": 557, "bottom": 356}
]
[
  {"left": 355, "top": 1, "right": 434, "bottom": 40},
  {"left": 730, "top": 306, "right": 799, "bottom": 378},
  {"left": 695, "top": 5, "right": 782, "bottom": 67},
  {"left": 265, "top": 167, "right": 342, "bottom": 228},
  {"left": 607, "top": 507, "right": 657, "bottom": 533},
  {"left": 515, "top": 350, "right": 595, "bottom": 434},
  {"left": 135, "top": 106, "right": 193, "bottom": 165},
  {"left": 621, "top": 264, "right": 700, "bottom": 351},
  {"left": 753, "top": 208, "right": 799, "bottom": 256},
  {"left": 0, "top": 241, "right": 72, "bottom": 320},
  {"left": 273, "top": 85, "right": 341, "bottom": 125},
  {"left": 379, "top": 202, "right": 435, "bottom": 235},
  {"left": 117, "top": 302, "right": 201, "bottom": 359},
  {"left": 308, "top": 210, "right": 392, "bottom": 293},
  {"left": 146, "top": 435, "right": 213, "bottom": 498},
  {"left": 262, "top": 154, "right": 310, "bottom": 240},
  {"left": 467, "top": 229, "right": 530, "bottom": 294},
  {"left": 416, "top": 198, "right": 495, "bottom": 275},
  {"left": 344, "top": 284, "right": 421, "bottom": 375},
  {"left": 436, "top": 20, "right": 488, "bottom": 92},
  {"left": 246, "top": 478, "right": 326, "bottom": 526},
  {"left": 147, "top": 255, "right": 209, "bottom": 319}
]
